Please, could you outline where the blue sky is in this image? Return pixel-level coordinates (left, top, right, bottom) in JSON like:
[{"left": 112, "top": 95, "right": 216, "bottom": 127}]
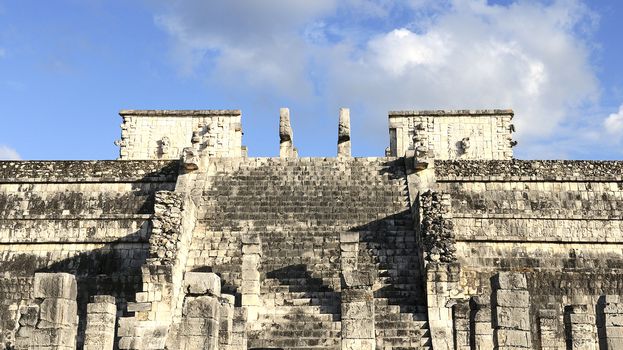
[{"left": 1, "top": 0, "right": 623, "bottom": 160}]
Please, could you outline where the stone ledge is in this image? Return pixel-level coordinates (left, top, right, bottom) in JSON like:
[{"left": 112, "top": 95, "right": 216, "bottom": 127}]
[
  {"left": 0, "top": 160, "right": 179, "bottom": 183},
  {"left": 389, "top": 109, "right": 513, "bottom": 117},
  {"left": 119, "top": 109, "right": 242, "bottom": 117},
  {"left": 435, "top": 160, "right": 623, "bottom": 181}
]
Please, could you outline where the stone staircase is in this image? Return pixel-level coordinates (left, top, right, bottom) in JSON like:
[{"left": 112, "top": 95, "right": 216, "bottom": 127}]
[
  {"left": 354, "top": 162, "right": 431, "bottom": 350},
  {"left": 198, "top": 157, "right": 429, "bottom": 349}
]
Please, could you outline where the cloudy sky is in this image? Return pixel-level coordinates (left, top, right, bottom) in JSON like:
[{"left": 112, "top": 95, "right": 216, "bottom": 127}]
[{"left": 1, "top": 0, "right": 623, "bottom": 160}]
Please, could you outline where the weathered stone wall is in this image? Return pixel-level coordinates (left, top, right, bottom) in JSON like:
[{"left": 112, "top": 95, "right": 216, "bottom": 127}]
[
  {"left": 117, "top": 110, "right": 243, "bottom": 160},
  {"left": 430, "top": 159, "right": 623, "bottom": 349},
  {"left": 389, "top": 110, "right": 514, "bottom": 159},
  {"left": 0, "top": 160, "right": 178, "bottom": 348}
]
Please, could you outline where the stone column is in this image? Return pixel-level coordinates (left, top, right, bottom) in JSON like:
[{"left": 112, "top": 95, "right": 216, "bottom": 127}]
[
  {"left": 176, "top": 272, "right": 224, "bottom": 350},
  {"left": 453, "top": 300, "right": 470, "bottom": 350},
  {"left": 341, "top": 272, "right": 375, "bottom": 350},
  {"left": 241, "top": 233, "right": 262, "bottom": 322},
  {"left": 566, "top": 304, "right": 596, "bottom": 350},
  {"left": 340, "top": 231, "right": 359, "bottom": 271},
  {"left": 493, "top": 272, "right": 531, "bottom": 349},
  {"left": 14, "top": 273, "right": 78, "bottom": 350},
  {"left": 219, "top": 294, "right": 235, "bottom": 350},
  {"left": 84, "top": 295, "right": 116, "bottom": 350},
  {"left": 470, "top": 296, "right": 494, "bottom": 350},
  {"left": 180, "top": 295, "right": 221, "bottom": 350},
  {"left": 425, "top": 263, "right": 458, "bottom": 350},
  {"left": 279, "top": 108, "right": 296, "bottom": 158},
  {"left": 337, "top": 107, "right": 351, "bottom": 158},
  {"left": 603, "top": 295, "right": 623, "bottom": 349},
  {"left": 538, "top": 307, "right": 563, "bottom": 350},
  {"left": 231, "top": 308, "right": 248, "bottom": 350}
]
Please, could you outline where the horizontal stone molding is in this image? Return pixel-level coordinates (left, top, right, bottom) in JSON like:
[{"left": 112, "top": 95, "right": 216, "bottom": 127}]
[
  {"left": 119, "top": 109, "right": 241, "bottom": 116},
  {"left": 389, "top": 109, "right": 514, "bottom": 117},
  {"left": 0, "top": 160, "right": 179, "bottom": 183},
  {"left": 435, "top": 160, "right": 623, "bottom": 181}
]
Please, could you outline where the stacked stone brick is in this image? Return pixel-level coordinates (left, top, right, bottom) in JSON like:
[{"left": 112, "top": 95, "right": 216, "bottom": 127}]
[
  {"left": 494, "top": 272, "right": 531, "bottom": 349},
  {"left": 14, "top": 273, "right": 78, "bottom": 350},
  {"left": 84, "top": 295, "right": 116, "bottom": 350}
]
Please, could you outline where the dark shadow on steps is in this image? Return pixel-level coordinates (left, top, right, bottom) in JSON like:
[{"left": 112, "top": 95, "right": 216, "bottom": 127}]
[{"left": 266, "top": 264, "right": 340, "bottom": 318}]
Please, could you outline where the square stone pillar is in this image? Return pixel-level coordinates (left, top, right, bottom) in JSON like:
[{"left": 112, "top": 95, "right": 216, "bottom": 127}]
[
  {"left": 452, "top": 300, "right": 470, "bottom": 350},
  {"left": 426, "top": 263, "right": 460, "bottom": 350},
  {"left": 603, "top": 295, "right": 623, "bottom": 349},
  {"left": 493, "top": 272, "right": 531, "bottom": 349},
  {"left": 470, "top": 296, "right": 494, "bottom": 350},
  {"left": 241, "top": 233, "right": 262, "bottom": 322},
  {"left": 341, "top": 285, "right": 374, "bottom": 350},
  {"left": 14, "top": 273, "right": 78, "bottom": 350},
  {"left": 538, "top": 307, "right": 563, "bottom": 350},
  {"left": 566, "top": 304, "right": 596, "bottom": 350},
  {"left": 218, "top": 294, "right": 235, "bottom": 350},
  {"left": 84, "top": 295, "right": 116, "bottom": 350}
]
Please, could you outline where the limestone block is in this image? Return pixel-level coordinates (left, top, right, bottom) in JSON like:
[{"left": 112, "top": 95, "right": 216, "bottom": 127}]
[
  {"left": 86, "top": 302, "right": 117, "bottom": 315},
  {"left": 495, "top": 272, "right": 527, "bottom": 290},
  {"left": 342, "top": 301, "right": 374, "bottom": 319},
  {"left": 340, "top": 231, "right": 359, "bottom": 243},
  {"left": 496, "top": 307, "right": 530, "bottom": 331},
  {"left": 18, "top": 305, "right": 39, "bottom": 327},
  {"left": 183, "top": 296, "right": 220, "bottom": 319},
  {"left": 38, "top": 298, "right": 78, "bottom": 327},
  {"left": 605, "top": 314, "right": 623, "bottom": 327},
  {"left": 342, "top": 270, "right": 374, "bottom": 288},
  {"left": 496, "top": 329, "right": 531, "bottom": 348},
  {"left": 495, "top": 290, "right": 529, "bottom": 307},
  {"left": 92, "top": 295, "right": 116, "bottom": 304},
  {"left": 342, "top": 338, "right": 374, "bottom": 350},
  {"left": 32, "top": 327, "right": 77, "bottom": 347},
  {"left": 84, "top": 332, "right": 115, "bottom": 350},
  {"left": 180, "top": 318, "right": 219, "bottom": 336},
  {"left": 117, "top": 317, "right": 139, "bottom": 337},
  {"left": 33, "top": 273, "right": 77, "bottom": 300},
  {"left": 127, "top": 302, "right": 152, "bottom": 312},
  {"left": 342, "top": 319, "right": 374, "bottom": 339},
  {"left": 241, "top": 269, "right": 260, "bottom": 281},
  {"left": 184, "top": 272, "right": 221, "bottom": 296}
]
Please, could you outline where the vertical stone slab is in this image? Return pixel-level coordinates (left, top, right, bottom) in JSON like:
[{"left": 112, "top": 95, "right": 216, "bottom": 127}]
[
  {"left": 337, "top": 107, "right": 351, "bottom": 158},
  {"left": 453, "top": 300, "right": 470, "bottom": 350},
  {"left": 218, "top": 294, "right": 235, "bottom": 350},
  {"left": 84, "top": 295, "right": 116, "bottom": 350},
  {"left": 180, "top": 295, "right": 221, "bottom": 350},
  {"left": 566, "top": 304, "right": 596, "bottom": 350},
  {"left": 493, "top": 272, "right": 531, "bottom": 349},
  {"left": 14, "top": 273, "right": 78, "bottom": 350},
  {"left": 539, "top": 308, "right": 563, "bottom": 350},
  {"left": 470, "top": 296, "right": 494, "bottom": 350},
  {"left": 241, "top": 233, "right": 262, "bottom": 322},
  {"left": 231, "top": 308, "right": 248, "bottom": 350},
  {"left": 425, "top": 263, "right": 456, "bottom": 350},
  {"left": 341, "top": 287, "right": 374, "bottom": 350},
  {"left": 603, "top": 296, "right": 623, "bottom": 349},
  {"left": 279, "top": 108, "right": 296, "bottom": 158}
]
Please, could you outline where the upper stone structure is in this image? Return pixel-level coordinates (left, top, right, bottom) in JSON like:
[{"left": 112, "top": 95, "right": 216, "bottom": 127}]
[
  {"left": 1, "top": 106, "right": 623, "bottom": 350},
  {"left": 116, "top": 109, "right": 244, "bottom": 160},
  {"left": 388, "top": 109, "right": 515, "bottom": 159}
]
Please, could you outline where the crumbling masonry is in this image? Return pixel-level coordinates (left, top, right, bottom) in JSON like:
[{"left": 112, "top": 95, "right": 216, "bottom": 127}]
[{"left": 1, "top": 108, "right": 623, "bottom": 349}]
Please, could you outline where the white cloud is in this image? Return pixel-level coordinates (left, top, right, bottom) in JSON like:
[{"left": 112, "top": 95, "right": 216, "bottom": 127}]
[
  {"left": 604, "top": 105, "right": 623, "bottom": 138},
  {"left": 152, "top": 0, "right": 600, "bottom": 158},
  {"left": 0, "top": 145, "right": 20, "bottom": 160}
]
